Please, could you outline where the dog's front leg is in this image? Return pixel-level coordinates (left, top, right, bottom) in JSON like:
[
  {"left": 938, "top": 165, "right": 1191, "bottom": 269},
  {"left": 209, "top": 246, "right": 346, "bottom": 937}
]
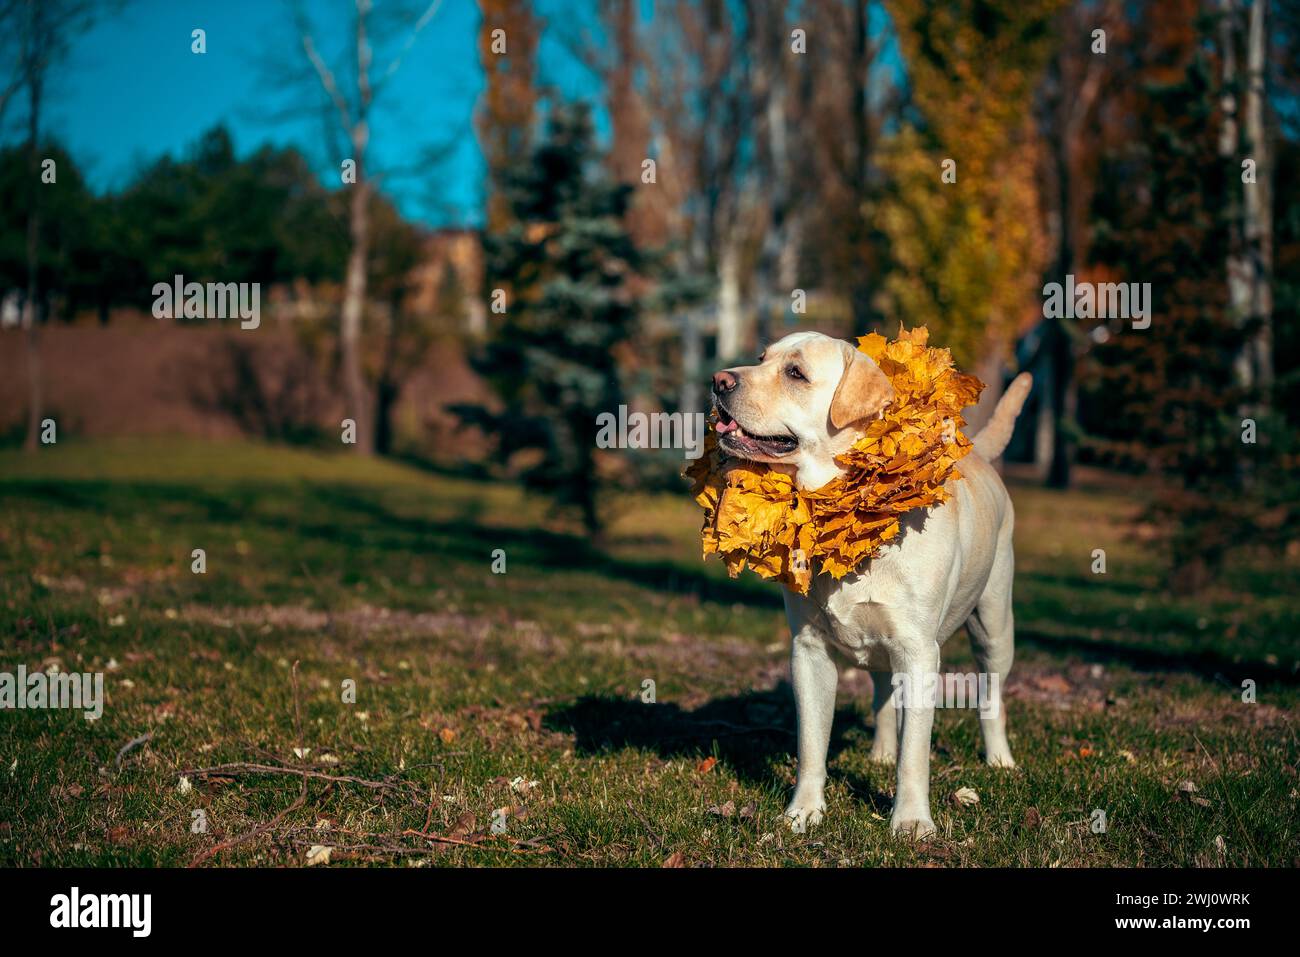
[
  {"left": 890, "top": 640, "right": 940, "bottom": 839},
  {"left": 785, "top": 625, "right": 839, "bottom": 831}
]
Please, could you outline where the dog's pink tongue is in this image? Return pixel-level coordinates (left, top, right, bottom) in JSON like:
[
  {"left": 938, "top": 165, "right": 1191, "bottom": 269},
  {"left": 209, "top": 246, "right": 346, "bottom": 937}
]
[{"left": 715, "top": 416, "right": 739, "bottom": 434}]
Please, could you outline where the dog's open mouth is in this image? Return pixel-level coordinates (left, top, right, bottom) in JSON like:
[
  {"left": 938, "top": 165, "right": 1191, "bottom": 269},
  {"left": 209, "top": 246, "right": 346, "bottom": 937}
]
[{"left": 714, "top": 402, "right": 798, "bottom": 459}]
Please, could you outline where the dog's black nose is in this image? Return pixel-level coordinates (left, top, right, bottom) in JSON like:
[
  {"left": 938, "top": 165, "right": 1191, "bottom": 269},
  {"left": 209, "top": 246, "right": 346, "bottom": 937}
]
[{"left": 712, "top": 370, "right": 738, "bottom": 394}]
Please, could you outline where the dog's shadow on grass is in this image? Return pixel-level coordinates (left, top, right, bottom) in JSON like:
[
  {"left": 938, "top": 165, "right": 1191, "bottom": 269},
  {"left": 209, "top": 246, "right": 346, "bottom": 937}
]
[{"left": 545, "top": 684, "right": 893, "bottom": 809}]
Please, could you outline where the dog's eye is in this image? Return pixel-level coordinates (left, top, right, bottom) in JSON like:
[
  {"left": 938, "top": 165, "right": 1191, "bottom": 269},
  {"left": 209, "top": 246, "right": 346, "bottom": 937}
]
[{"left": 786, "top": 366, "right": 806, "bottom": 382}]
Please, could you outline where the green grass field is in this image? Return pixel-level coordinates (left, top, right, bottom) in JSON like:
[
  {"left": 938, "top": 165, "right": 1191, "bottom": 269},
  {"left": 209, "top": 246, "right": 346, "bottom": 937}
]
[{"left": 1, "top": 438, "right": 1296, "bottom": 866}]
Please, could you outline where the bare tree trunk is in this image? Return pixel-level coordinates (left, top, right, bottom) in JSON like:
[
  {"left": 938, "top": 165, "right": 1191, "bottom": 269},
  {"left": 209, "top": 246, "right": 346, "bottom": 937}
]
[
  {"left": 1220, "top": 0, "right": 1252, "bottom": 397},
  {"left": 716, "top": 238, "right": 744, "bottom": 361},
  {"left": 341, "top": 2, "right": 374, "bottom": 455},
  {"left": 22, "top": 59, "right": 41, "bottom": 452},
  {"left": 848, "top": 0, "right": 873, "bottom": 330},
  {"left": 750, "top": 0, "right": 792, "bottom": 348},
  {"left": 1045, "top": 107, "right": 1075, "bottom": 488},
  {"left": 680, "top": 309, "right": 704, "bottom": 415},
  {"left": 341, "top": 166, "right": 373, "bottom": 454},
  {"left": 23, "top": 310, "right": 42, "bottom": 451},
  {"left": 372, "top": 300, "right": 399, "bottom": 456},
  {"left": 1243, "top": 0, "right": 1273, "bottom": 394},
  {"left": 1044, "top": 14, "right": 1105, "bottom": 488}
]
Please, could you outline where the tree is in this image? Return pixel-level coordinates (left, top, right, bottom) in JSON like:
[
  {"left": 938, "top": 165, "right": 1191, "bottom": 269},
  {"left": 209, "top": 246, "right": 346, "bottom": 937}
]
[
  {"left": 880, "top": 0, "right": 1061, "bottom": 427},
  {"left": 477, "top": 0, "right": 541, "bottom": 238},
  {"left": 1084, "top": 0, "right": 1289, "bottom": 590},
  {"left": 0, "top": 141, "right": 98, "bottom": 318},
  {"left": 799, "top": 0, "right": 897, "bottom": 332},
  {"left": 1218, "top": 0, "right": 1274, "bottom": 405},
  {"left": 640, "top": 0, "right": 755, "bottom": 363},
  {"left": 455, "top": 104, "right": 641, "bottom": 534},
  {"left": 115, "top": 126, "right": 347, "bottom": 296},
  {"left": 366, "top": 193, "right": 430, "bottom": 455},
  {"left": 288, "top": 0, "right": 445, "bottom": 455},
  {"left": 1036, "top": 0, "right": 1118, "bottom": 487},
  {"left": 2, "top": 0, "right": 105, "bottom": 450}
]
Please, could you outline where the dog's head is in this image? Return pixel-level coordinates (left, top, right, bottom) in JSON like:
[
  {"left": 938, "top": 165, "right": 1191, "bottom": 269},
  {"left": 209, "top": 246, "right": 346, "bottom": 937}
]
[{"left": 711, "top": 331, "right": 894, "bottom": 489}]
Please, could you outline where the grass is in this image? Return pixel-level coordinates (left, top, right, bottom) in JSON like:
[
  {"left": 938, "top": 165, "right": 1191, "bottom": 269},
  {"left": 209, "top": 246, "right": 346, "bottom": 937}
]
[{"left": 0, "top": 436, "right": 1296, "bottom": 867}]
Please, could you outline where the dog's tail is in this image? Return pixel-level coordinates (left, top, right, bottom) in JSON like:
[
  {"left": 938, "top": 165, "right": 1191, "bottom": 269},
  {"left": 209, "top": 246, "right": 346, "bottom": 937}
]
[{"left": 972, "top": 372, "right": 1033, "bottom": 461}]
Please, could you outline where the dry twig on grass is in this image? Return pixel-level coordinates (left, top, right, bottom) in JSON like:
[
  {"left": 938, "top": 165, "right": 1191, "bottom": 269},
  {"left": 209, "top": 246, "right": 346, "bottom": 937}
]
[
  {"left": 115, "top": 732, "right": 153, "bottom": 769},
  {"left": 188, "top": 661, "right": 313, "bottom": 867},
  {"left": 181, "top": 761, "right": 424, "bottom": 797}
]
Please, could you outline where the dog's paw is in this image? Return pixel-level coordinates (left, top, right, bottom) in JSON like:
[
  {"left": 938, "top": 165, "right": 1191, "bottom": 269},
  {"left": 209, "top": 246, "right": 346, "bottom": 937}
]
[
  {"left": 984, "top": 751, "right": 1016, "bottom": 769},
  {"left": 867, "top": 744, "right": 897, "bottom": 765},
  {"left": 784, "top": 799, "right": 825, "bottom": 833},
  {"left": 890, "top": 814, "right": 936, "bottom": 840}
]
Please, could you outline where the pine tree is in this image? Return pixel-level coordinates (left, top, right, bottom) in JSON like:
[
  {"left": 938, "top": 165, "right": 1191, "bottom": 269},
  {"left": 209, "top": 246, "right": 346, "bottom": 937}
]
[{"left": 456, "top": 103, "right": 641, "bottom": 534}]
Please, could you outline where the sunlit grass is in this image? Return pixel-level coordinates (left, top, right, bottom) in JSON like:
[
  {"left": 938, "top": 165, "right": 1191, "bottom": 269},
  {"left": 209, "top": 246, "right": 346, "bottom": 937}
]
[{"left": 0, "top": 439, "right": 1295, "bottom": 866}]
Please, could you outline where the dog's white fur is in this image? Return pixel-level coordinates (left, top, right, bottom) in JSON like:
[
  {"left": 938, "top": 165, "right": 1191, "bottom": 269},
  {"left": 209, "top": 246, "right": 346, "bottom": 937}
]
[{"left": 711, "top": 331, "right": 1032, "bottom": 838}]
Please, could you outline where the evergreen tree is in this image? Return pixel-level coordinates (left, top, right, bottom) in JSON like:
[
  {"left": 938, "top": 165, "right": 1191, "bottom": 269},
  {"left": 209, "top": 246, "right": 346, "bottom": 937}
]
[
  {"left": 456, "top": 103, "right": 641, "bottom": 533},
  {"left": 1085, "top": 4, "right": 1287, "bottom": 591}
]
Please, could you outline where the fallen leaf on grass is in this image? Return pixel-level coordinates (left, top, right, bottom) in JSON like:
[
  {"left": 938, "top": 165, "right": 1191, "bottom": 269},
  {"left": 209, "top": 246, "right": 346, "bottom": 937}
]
[
  {"left": 696, "top": 757, "right": 717, "bottom": 775},
  {"left": 1033, "top": 675, "right": 1073, "bottom": 695},
  {"left": 951, "top": 787, "right": 980, "bottom": 807},
  {"left": 707, "top": 801, "right": 736, "bottom": 818},
  {"left": 662, "top": 851, "right": 687, "bottom": 868},
  {"left": 1023, "top": 807, "right": 1042, "bottom": 830},
  {"left": 1175, "top": 780, "right": 1211, "bottom": 806},
  {"left": 306, "top": 845, "right": 332, "bottom": 866},
  {"left": 439, "top": 728, "right": 456, "bottom": 744}
]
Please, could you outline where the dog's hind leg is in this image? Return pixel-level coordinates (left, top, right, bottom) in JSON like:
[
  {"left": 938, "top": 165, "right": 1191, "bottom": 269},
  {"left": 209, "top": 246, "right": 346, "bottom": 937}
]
[
  {"left": 966, "top": 520, "right": 1016, "bottom": 768},
  {"left": 868, "top": 671, "right": 898, "bottom": 764}
]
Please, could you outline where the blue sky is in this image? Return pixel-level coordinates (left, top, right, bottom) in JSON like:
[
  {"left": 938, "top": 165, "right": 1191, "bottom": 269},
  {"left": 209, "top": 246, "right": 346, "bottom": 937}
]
[
  {"left": 16, "top": 0, "right": 604, "bottom": 227},
  {"left": 13, "top": 0, "right": 903, "bottom": 228}
]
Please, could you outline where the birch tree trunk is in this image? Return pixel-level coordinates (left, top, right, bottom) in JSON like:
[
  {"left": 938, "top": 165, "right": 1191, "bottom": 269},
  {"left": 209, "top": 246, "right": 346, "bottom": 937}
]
[
  {"left": 340, "top": 2, "right": 373, "bottom": 454},
  {"left": 1242, "top": 0, "right": 1273, "bottom": 394},
  {"left": 342, "top": 158, "right": 373, "bottom": 454}
]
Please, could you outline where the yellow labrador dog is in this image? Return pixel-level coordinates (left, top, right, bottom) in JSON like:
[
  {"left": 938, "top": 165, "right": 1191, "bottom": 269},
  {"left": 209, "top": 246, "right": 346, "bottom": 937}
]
[{"left": 711, "top": 331, "right": 1032, "bottom": 837}]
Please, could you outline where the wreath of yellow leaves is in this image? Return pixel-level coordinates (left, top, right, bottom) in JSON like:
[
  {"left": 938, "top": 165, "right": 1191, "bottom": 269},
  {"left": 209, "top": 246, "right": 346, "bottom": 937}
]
[{"left": 685, "top": 326, "right": 985, "bottom": 595}]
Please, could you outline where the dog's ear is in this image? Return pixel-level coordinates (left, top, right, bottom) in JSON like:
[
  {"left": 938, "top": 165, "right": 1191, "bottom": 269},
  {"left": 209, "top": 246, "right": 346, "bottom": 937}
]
[{"left": 829, "top": 345, "right": 894, "bottom": 430}]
